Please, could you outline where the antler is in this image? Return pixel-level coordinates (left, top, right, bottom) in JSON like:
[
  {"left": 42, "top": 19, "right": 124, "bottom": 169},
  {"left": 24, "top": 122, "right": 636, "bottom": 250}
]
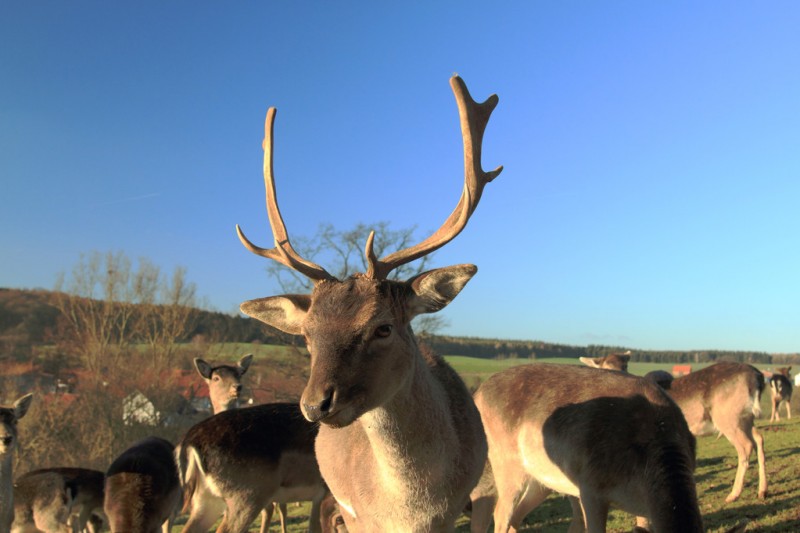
[
  {"left": 236, "top": 108, "right": 334, "bottom": 283},
  {"left": 365, "top": 75, "right": 503, "bottom": 280}
]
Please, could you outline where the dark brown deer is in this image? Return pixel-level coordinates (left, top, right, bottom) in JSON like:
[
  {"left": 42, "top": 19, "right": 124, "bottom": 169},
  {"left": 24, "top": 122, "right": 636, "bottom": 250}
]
[
  {"left": 187, "top": 354, "right": 295, "bottom": 533},
  {"left": 769, "top": 366, "right": 792, "bottom": 422},
  {"left": 175, "top": 402, "right": 325, "bottom": 533},
  {"left": 580, "top": 359, "right": 767, "bottom": 503},
  {"left": 16, "top": 468, "right": 104, "bottom": 533},
  {"left": 235, "top": 75, "right": 499, "bottom": 531},
  {"left": 104, "top": 437, "right": 181, "bottom": 533},
  {"left": 1, "top": 393, "right": 33, "bottom": 533},
  {"left": 469, "top": 364, "right": 703, "bottom": 533}
]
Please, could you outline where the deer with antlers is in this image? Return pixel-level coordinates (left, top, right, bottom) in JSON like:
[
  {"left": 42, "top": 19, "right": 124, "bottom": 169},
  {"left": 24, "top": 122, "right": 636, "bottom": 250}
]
[
  {"left": 235, "top": 75, "right": 499, "bottom": 531},
  {"left": 1, "top": 394, "right": 33, "bottom": 533}
]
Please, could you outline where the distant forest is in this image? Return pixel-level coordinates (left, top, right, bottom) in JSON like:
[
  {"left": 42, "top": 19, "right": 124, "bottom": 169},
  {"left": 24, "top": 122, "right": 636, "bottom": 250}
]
[{"left": 2, "top": 287, "right": 798, "bottom": 366}]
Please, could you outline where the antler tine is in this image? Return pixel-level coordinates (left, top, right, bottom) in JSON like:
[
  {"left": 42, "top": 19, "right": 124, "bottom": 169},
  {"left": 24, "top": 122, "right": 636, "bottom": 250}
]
[
  {"left": 366, "top": 75, "right": 503, "bottom": 280},
  {"left": 237, "top": 108, "right": 334, "bottom": 284}
]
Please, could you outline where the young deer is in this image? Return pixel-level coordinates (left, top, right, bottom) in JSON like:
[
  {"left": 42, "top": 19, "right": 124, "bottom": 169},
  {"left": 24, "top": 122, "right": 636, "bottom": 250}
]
[
  {"left": 469, "top": 363, "right": 703, "bottom": 533},
  {"left": 1, "top": 394, "right": 33, "bottom": 533},
  {"left": 193, "top": 354, "right": 253, "bottom": 414},
  {"left": 580, "top": 359, "right": 767, "bottom": 503},
  {"left": 104, "top": 437, "right": 181, "bottom": 533},
  {"left": 189, "top": 353, "right": 292, "bottom": 533},
  {"left": 769, "top": 366, "right": 792, "bottom": 422},
  {"left": 235, "top": 75, "right": 499, "bottom": 531},
  {"left": 175, "top": 402, "right": 326, "bottom": 533},
  {"left": 15, "top": 468, "right": 104, "bottom": 533}
]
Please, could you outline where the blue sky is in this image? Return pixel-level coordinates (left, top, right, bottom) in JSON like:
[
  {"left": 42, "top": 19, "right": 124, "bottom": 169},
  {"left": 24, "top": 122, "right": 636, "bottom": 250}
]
[{"left": 3, "top": 2, "right": 799, "bottom": 353}]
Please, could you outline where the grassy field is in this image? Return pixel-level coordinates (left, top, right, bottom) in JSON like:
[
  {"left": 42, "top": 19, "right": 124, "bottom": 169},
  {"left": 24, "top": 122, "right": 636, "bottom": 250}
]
[{"left": 175, "top": 352, "right": 800, "bottom": 532}]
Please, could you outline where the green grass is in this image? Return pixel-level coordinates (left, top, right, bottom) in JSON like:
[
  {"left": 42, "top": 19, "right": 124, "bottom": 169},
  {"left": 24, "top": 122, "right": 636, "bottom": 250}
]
[{"left": 173, "top": 355, "right": 800, "bottom": 532}]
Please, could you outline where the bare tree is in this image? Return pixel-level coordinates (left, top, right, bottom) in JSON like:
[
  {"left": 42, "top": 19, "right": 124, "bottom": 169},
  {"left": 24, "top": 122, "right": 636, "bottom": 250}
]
[
  {"left": 265, "top": 222, "right": 448, "bottom": 335},
  {"left": 54, "top": 251, "right": 198, "bottom": 377},
  {"left": 134, "top": 260, "right": 197, "bottom": 372},
  {"left": 54, "top": 251, "right": 138, "bottom": 375}
]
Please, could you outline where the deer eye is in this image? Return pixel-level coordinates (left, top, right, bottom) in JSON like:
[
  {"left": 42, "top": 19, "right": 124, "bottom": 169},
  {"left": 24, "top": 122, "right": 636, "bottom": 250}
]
[
  {"left": 374, "top": 324, "right": 393, "bottom": 338},
  {"left": 212, "top": 375, "right": 220, "bottom": 381}
]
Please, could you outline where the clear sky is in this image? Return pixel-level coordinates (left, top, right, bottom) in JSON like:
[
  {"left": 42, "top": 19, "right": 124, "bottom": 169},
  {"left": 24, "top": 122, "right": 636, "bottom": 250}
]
[{"left": 3, "top": 2, "right": 799, "bottom": 353}]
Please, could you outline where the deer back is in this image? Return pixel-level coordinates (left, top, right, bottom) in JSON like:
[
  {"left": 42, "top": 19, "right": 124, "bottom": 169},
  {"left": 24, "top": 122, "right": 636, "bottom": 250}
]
[
  {"left": 176, "top": 402, "right": 320, "bottom": 502},
  {"left": 475, "top": 363, "right": 701, "bottom": 531},
  {"left": 668, "top": 362, "right": 764, "bottom": 434},
  {"left": 104, "top": 437, "right": 180, "bottom": 533}
]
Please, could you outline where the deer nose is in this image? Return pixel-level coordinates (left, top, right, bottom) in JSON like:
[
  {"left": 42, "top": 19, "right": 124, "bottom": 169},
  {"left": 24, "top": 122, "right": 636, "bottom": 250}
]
[
  {"left": 233, "top": 384, "right": 242, "bottom": 394},
  {"left": 302, "top": 389, "right": 334, "bottom": 423},
  {"left": 1, "top": 436, "right": 12, "bottom": 446}
]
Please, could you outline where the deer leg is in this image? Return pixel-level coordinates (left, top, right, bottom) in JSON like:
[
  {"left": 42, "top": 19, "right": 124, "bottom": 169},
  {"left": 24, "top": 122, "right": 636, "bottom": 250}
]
[
  {"left": 181, "top": 490, "right": 225, "bottom": 533},
  {"left": 278, "top": 503, "right": 288, "bottom": 533},
  {"left": 578, "top": 490, "right": 609, "bottom": 533},
  {"left": 508, "top": 481, "right": 550, "bottom": 530},
  {"left": 308, "top": 492, "right": 326, "bottom": 533},
  {"left": 787, "top": 400, "right": 792, "bottom": 420},
  {"left": 259, "top": 507, "right": 272, "bottom": 533},
  {"left": 751, "top": 425, "right": 767, "bottom": 499},
  {"left": 723, "top": 425, "right": 755, "bottom": 503},
  {"left": 491, "top": 478, "right": 548, "bottom": 533},
  {"left": 217, "top": 500, "right": 261, "bottom": 533},
  {"left": 470, "top": 493, "right": 496, "bottom": 533},
  {"left": 771, "top": 397, "right": 779, "bottom": 422},
  {"left": 566, "top": 496, "right": 585, "bottom": 533}
]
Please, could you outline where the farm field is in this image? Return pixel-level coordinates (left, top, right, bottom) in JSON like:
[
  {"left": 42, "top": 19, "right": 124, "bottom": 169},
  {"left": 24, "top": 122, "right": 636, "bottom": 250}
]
[{"left": 170, "top": 350, "right": 800, "bottom": 532}]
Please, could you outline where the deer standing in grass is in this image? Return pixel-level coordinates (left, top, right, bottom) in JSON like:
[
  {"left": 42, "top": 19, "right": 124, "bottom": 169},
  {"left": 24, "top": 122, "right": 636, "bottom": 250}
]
[
  {"left": 769, "top": 366, "right": 792, "bottom": 422},
  {"left": 104, "top": 437, "right": 181, "bottom": 533},
  {"left": 580, "top": 357, "right": 767, "bottom": 503},
  {"left": 469, "top": 364, "right": 703, "bottom": 533},
  {"left": 1, "top": 394, "right": 33, "bottom": 533},
  {"left": 189, "top": 354, "right": 293, "bottom": 533},
  {"left": 235, "top": 75, "right": 498, "bottom": 531},
  {"left": 175, "top": 402, "right": 325, "bottom": 533}
]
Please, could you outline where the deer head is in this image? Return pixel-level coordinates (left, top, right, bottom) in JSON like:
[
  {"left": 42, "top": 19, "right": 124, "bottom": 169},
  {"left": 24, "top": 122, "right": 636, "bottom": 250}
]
[{"left": 237, "top": 76, "right": 501, "bottom": 426}]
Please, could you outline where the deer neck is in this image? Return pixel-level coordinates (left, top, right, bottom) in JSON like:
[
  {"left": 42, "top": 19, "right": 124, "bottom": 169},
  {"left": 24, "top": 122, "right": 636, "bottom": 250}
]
[{"left": 359, "top": 345, "right": 458, "bottom": 488}]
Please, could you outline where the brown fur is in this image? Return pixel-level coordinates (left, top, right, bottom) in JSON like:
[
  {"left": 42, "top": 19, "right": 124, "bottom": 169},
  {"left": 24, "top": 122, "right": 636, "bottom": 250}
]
[
  {"left": 12, "top": 472, "right": 72, "bottom": 533},
  {"left": 175, "top": 403, "right": 325, "bottom": 533},
  {"left": 237, "top": 75, "right": 498, "bottom": 531},
  {"left": 17, "top": 468, "right": 104, "bottom": 533},
  {"left": 471, "top": 364, "right": 702, "bottom": 533},
  {"left": 668, "top": 362, "right": 767, "bottom": 502},
  {"left": 104, "top": 437, "right": 180, "bottom": 533}
]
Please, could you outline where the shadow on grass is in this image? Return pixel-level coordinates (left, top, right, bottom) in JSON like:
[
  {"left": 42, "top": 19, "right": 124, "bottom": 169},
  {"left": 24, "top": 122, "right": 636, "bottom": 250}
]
[{"left": 703, "top": 494, "right": 800, "bottom": 533}]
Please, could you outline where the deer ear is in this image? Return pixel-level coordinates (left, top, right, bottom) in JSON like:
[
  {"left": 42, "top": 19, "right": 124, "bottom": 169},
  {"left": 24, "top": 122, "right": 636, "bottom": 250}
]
[
  {"left": 407, "top": 264, "right": 477, "bottom": 318},
  {"left": 240, "top": 295, "right": 311, "bottom": 335},
  {"left": 194, "top": 358, "right": 213, "bottom": 379},
  {"left": 14, "top": 393, "right": 33, "bottom": 420},
  {"left": 238, "top": 354, "right": 254, "bottom": 374}
]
